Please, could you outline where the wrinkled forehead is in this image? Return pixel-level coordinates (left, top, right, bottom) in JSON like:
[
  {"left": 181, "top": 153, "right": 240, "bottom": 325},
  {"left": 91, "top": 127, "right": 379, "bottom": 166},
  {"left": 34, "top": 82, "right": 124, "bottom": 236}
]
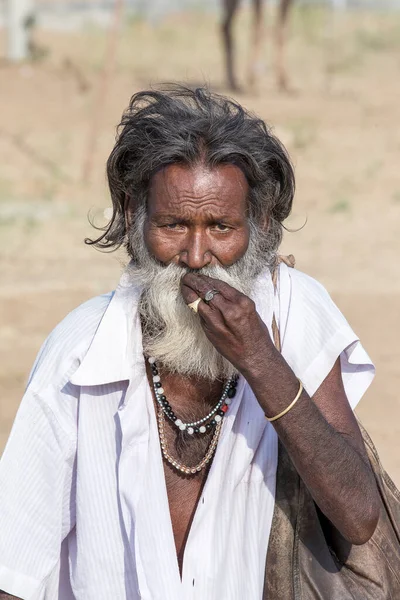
[{"left": 147, "top": 163, "right": 249, "bottom": 218}]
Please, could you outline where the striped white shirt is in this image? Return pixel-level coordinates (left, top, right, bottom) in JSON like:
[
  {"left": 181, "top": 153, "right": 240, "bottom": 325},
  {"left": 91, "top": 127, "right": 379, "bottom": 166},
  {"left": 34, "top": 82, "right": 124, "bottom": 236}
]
[{"left": 0, "top": 263, "right": 374, "bottom": 599}]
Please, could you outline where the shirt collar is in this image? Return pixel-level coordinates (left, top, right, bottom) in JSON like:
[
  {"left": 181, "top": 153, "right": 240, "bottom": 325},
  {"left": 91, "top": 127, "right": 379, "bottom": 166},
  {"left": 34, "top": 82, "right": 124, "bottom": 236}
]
[
  {"left": 70, "top": 265, "right": 144, "bottom": 387},
  {"left": 69, "top": 264, "right": 274, "bottom": 387}
]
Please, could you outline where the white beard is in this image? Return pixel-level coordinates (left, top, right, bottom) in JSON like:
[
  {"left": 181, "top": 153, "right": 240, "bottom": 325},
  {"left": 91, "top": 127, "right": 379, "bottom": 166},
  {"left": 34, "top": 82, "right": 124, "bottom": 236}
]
[{"left": 127, "top": 207, "right": 275, "bottom": 381}]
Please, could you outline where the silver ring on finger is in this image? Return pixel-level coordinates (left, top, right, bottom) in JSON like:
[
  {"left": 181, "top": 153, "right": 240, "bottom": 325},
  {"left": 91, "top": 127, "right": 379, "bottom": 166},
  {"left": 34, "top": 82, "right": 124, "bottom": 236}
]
[{"left": 203, "top": 289, "right": 220, "bottom": 304}]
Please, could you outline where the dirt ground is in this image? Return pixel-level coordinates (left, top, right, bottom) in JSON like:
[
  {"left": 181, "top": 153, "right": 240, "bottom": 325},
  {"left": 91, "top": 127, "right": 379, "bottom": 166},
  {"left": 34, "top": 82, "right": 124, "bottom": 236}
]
[{"left": 0, "top": 7, "right": 399, "bottom": 485}]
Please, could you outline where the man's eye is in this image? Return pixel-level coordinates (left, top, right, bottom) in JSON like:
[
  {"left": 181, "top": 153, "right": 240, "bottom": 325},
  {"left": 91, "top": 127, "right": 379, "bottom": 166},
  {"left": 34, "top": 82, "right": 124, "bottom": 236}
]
[
  {"left": 213, "top": 223, "right": 231, "bottom": 232},
  {"left": 164, "top": 223, "right": 180, "bottom": 229}
]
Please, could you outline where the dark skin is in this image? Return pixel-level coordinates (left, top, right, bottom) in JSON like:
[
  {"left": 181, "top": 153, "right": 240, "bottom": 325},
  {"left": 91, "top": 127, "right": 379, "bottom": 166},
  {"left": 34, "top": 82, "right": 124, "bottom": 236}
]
[
  {"left": 142, "top": 163, "right": 380, "bottom": 567},
  {"left": 145, "top": 361, "right": 225, "bottom": 572},
  {"left": 142, "top": 163, "right": 251, "bottom": 571},
  {"left": 0, "top": 162, "right": 379, "bottom": 598}
]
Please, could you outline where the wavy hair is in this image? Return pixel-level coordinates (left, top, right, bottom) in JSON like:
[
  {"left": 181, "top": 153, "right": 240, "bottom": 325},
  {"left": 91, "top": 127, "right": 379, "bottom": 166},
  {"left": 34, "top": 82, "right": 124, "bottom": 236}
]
[{"left": 86, "top": 84, "right": 295, "bottom": 259}]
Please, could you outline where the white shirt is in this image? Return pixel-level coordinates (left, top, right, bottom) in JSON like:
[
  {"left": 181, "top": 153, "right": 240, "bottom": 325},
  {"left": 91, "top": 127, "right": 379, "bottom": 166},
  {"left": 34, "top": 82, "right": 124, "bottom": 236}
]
[{"left": 0, "top": 264, "right": 374, "bottom": 600}]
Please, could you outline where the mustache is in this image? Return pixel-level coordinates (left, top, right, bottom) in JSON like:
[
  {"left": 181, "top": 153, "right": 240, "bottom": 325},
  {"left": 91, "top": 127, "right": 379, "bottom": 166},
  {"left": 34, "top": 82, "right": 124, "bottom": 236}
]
[{"left": 151, "top": 261, "right": 228, "bottom": 274}]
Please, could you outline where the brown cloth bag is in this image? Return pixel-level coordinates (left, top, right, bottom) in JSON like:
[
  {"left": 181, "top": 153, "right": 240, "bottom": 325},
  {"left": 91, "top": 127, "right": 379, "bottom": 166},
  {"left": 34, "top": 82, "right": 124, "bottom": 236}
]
[
  {"left": 264, "top": 258, "right": 400, "bottom": 599},
  {"left": 264, "top": 427, "right": 400, "bottom": 599}
]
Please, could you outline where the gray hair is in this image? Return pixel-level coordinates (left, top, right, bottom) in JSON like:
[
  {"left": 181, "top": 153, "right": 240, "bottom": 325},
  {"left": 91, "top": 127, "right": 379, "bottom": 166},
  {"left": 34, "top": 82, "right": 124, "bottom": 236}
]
[{"left": 86, "top": 84, "right": 295, "bottom": 261}]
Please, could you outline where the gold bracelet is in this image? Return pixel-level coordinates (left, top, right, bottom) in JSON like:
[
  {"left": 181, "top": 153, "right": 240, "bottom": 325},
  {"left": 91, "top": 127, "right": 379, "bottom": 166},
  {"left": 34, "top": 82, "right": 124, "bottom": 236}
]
[{"left": 265, "top": 380, "right": 304, "bottom": 422}]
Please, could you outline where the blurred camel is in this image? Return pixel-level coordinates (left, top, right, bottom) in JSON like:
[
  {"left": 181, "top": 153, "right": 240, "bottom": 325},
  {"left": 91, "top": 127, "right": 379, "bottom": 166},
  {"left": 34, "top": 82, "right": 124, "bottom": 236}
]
[{"left": 221, "top": 0, "right": 294, "bottom": 92}]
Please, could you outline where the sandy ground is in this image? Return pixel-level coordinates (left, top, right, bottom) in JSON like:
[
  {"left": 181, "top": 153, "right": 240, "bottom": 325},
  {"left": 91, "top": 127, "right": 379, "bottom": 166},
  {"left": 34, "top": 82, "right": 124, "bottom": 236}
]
[{"left": 0, "top": 7, "right": 399, "bottom": 485}]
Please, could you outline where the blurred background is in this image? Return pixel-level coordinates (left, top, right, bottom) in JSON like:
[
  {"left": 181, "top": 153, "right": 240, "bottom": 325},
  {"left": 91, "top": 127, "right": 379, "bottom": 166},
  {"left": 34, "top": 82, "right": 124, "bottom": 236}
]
[{"left": 0, "top": 0, "right": 399, "bottom": 483}]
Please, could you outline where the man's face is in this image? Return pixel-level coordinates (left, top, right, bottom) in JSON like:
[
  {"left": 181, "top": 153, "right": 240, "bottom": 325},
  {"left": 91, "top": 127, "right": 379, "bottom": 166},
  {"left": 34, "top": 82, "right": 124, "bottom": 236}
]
[
  {"left": 126, "top": 162, "right": 273, "bottom": 379},
  {"left": 143, "top": 163, "right": 251, "bottom": 270}
]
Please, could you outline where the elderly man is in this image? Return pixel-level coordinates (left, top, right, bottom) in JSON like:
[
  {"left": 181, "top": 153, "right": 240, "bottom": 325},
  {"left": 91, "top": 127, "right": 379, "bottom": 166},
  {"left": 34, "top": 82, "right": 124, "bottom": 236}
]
[{"left": 0, "top": 86, "right": 379, "bottom": 599}]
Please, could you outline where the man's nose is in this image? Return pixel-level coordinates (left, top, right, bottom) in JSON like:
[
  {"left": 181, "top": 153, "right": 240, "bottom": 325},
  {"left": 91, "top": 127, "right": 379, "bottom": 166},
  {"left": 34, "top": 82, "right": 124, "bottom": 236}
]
[{"left": 179, "top": 230, "right": 212, "bottom": 270}]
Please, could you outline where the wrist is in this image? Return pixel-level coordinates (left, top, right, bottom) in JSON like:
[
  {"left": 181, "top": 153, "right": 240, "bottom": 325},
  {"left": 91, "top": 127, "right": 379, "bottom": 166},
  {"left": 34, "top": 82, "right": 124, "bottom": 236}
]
[{"left": 240, "top": 336, "right": 279, "bottom": 385}]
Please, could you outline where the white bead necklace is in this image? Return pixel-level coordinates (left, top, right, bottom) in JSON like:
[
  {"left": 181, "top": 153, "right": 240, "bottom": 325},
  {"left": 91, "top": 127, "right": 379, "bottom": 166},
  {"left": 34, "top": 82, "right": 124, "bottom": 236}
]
[{"left": 148, "top": 356, "right": 238, "bottom": 436}]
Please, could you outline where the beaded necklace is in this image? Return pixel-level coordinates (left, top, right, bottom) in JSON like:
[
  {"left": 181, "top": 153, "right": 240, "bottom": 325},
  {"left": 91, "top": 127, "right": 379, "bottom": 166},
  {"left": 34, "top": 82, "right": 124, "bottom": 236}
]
[
  {"left": 157, "top": 407, "right": 223, "bottom": 475},
  {"left": 148, "top": 356, "right": 238, "bottom": 435},
  {"left": 148, "top": 357, "right": 238, "bottom": 474}
]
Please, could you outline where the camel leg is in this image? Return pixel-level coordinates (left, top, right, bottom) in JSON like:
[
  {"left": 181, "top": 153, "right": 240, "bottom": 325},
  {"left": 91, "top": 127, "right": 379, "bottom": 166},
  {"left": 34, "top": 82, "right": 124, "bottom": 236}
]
[
  {"left": 247, "top": 0, "right": 264, "bottom": 90},
  {"left": 221, "top": 0, "right": 241, "bottom": 91},
  {"left": 275, "top": 0, "right": 293, "bottom": 92}
]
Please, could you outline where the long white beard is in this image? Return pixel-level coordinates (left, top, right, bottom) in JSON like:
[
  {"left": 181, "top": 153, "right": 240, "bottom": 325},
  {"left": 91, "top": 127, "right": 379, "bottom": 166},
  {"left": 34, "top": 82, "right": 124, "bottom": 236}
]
[{"left": 127, "top": 208, "right": 275, "bottom": 381}]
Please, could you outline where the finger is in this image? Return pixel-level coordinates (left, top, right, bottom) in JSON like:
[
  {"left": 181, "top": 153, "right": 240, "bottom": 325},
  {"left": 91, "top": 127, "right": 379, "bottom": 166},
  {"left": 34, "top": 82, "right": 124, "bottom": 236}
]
[
  {"left": 181, "top": 281, "right": 224, "bottom": 312},
  {"left": 180, "top": 277, "right": 222, "bottom": 315},
  {"left": 197, "top": 297, "right": 226, "bottom": 331},
  {"left": 180, "top": 283, "right": 201, "bottom": 306},
  {"left": 181, "top": 280, "right": 230, "bottom": 319},
  {"left": 181, "top": 273, "right": 242, "bottom": 303},
  {"left": 199, "top": 275, "right": 242, "bottom": 302},
  {"left": 193, "top": 274, "right": 257, "bottom": 329},
  {"left": 181, "top": 274, "right": 247, "bottom": 325}
]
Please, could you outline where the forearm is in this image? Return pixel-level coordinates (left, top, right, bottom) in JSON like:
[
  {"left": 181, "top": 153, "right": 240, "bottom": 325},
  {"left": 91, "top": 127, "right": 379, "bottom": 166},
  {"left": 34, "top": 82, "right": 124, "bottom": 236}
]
[
  {"left": 244, "top": 345, "right": 379, "bottom": 544},
  {"left": 181, "top": 273, "right": 379, "bottom": 542},
  {"left": 0, "top": 593, "right": 21, "bottom": 599}
]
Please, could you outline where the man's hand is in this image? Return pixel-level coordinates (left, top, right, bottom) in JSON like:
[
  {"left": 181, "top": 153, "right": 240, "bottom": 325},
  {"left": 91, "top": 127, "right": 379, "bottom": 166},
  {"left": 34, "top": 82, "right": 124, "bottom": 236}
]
[
  {"left": 181, "top": 272, "right": 380, "bottom": 546},
  {"left": 181, "top": 273, "right": 273, "bottom": 378}
]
